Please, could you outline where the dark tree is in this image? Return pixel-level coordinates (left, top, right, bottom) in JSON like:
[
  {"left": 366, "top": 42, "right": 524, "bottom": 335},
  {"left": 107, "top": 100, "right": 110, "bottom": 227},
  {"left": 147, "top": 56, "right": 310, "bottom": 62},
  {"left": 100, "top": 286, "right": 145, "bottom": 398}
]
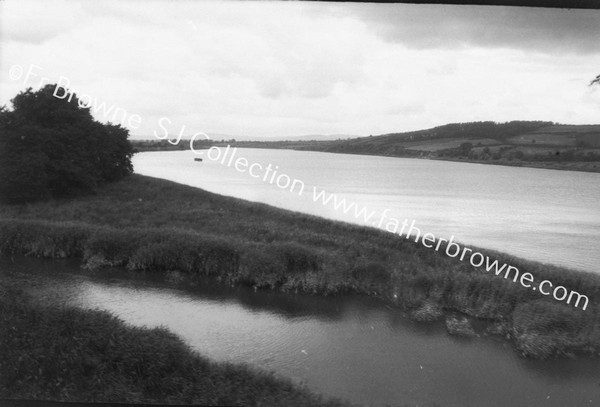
[
  {"left": 0, "top": 85, "right": 133, "bottom": 204},
  {"left": 459, "top": 142, "right": 473, "bottom": 156}
]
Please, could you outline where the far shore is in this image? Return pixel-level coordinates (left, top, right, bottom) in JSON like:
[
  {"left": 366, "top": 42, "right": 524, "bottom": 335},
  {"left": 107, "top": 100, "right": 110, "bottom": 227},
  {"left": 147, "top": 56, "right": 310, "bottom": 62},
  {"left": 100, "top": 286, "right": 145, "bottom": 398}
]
[
  {"left": 227, "top": 144, "right": 600, "bottom": 173},
  {"left": 131, "top": 141, "right": 600, "bottom": 174},
  {"left": 131, "top": 121, "right": 600, "bottom": 174}
]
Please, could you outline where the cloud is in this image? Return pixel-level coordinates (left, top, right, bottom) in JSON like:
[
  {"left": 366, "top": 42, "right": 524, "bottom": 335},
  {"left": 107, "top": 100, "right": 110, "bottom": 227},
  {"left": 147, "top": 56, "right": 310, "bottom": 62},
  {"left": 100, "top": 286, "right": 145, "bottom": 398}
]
[
  {"left": 1, "top": 0, "right": 86, "bottom": 45},
  {"left": 1, "top": 1, "right": 599, "bottom": 138},
  {"left": 344, "top": 4, "right": 600, "bottom": 55}
]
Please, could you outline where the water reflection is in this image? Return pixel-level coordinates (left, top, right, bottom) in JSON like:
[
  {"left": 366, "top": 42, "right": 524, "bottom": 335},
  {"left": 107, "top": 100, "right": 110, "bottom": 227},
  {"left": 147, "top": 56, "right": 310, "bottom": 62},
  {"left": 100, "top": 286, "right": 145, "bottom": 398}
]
[
  {"left": 134, "top": 150, "right": 600, "bottom": 272},
  {"left": 2, "top": 257, "right": 599, "bottom": 407}
]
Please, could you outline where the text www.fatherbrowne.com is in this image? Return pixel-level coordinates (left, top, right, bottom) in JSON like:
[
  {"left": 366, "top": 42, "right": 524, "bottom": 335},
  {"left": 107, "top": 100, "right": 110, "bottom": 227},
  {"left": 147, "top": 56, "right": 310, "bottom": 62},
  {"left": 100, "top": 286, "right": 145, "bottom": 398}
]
[
  {"left": 312, "top": 190, "right": 590, "bottom": 311},
  {"left": 196, "top": 145, "right": 590, "bottom": 311}
]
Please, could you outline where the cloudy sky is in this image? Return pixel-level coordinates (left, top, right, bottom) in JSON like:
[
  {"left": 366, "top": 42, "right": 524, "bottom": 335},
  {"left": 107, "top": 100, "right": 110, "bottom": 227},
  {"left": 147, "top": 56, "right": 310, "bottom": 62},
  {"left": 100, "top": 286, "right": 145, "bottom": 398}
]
[{"left": 1, "top": 0, "right": 599, "bottom": 139}]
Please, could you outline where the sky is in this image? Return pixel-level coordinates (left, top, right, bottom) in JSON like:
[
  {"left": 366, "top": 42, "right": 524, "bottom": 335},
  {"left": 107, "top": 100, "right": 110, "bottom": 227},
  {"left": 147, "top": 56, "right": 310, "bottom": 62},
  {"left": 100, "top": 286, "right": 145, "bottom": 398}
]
[{"left": 1, "top": 0, "right": 599, "bottom": 139}]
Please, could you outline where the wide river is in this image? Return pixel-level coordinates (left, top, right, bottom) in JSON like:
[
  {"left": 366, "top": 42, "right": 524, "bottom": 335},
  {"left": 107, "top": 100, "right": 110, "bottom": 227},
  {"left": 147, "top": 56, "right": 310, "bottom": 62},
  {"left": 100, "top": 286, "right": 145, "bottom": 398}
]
[
  {"left": 16, "top": 149, "right": 596, "bottom": 406},
  {"left": 4, "top": 257, "right": 599, "bottom": 407},
  {"left": 134, "top": 149, "right": 600, "bottom": 273}
]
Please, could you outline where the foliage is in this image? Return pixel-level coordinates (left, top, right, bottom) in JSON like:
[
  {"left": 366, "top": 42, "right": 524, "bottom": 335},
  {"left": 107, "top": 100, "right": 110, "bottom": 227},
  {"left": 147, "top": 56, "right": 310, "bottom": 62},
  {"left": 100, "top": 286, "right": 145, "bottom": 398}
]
[{"left": 0, "top": 85, "right": 133, "bottom": 204}]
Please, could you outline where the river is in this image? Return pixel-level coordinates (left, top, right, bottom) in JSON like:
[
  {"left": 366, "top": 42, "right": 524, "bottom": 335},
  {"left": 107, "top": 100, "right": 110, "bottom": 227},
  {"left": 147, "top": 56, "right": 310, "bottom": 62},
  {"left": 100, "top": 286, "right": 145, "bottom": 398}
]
[
  {"left": 3, "top": 257, "right": 598, "bottom": 407},
  {"left": 133, "top": 149, "right": 600, "bottom": 273},
  {"left": 8, "top": 149, "right": 596, "bottom": 406}
]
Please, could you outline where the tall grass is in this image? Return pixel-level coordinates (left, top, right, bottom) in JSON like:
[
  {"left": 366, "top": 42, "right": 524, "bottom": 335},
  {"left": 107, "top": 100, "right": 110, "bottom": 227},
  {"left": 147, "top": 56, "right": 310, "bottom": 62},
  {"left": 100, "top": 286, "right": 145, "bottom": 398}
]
[
  {"left": 1, "top": 174, "right": 599, "bottom": 359},
  {"left": 0, "top": 219, "right": 90, "bottom": 258},
  {"left": 0, "top": 281, "right": 348, "bottom": 406}
]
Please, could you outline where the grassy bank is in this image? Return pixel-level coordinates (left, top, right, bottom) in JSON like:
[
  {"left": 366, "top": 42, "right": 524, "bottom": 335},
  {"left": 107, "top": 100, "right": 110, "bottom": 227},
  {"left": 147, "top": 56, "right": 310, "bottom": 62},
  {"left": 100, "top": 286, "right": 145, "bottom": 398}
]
[
  {"left": 0, "top": 278, "right": 347, "bottom": 406},
  {"left": 1, "top": 174, "right": 600, "bottom": 359}
]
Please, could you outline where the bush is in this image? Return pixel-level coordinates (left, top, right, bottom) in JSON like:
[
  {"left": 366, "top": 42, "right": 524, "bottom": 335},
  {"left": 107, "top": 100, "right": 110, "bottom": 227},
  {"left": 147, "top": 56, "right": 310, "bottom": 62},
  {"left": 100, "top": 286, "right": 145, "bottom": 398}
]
[{"left": 0, "top": 85, "right": 133, "bottom": 204}]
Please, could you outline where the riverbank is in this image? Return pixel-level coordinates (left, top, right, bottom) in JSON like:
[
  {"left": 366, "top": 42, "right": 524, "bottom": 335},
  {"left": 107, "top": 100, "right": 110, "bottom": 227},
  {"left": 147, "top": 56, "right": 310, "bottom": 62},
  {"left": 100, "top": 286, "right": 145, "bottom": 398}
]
[
  {"left": 233, "top": 146, "right": 600, "bottom": 173},
  {"left": 0, "top": 276, "right": 347, "bottom": 406},
  {"left": 432, "top": 156, "right": 600, "bottom": 173},
  {"left": 181, "top": 140, "right": 600, "bottom": 173},
  {"left": 295, "top": 149, "right": 600, "bottom": 173},
  {"left": 1, "top": 174, "right": 599, "bottom": 360},
  {"left": 198, "top": 121, "right": 600, "bottom": 174}
]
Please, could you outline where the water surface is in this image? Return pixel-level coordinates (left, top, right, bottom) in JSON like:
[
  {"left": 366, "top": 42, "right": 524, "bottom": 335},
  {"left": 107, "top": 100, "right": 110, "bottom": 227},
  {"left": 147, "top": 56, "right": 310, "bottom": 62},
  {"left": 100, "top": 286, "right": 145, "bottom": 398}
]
[
  {"left": 133, "top": 149, "right": 600, "bottom": 273},
  {"left": 3, "top": 258, "right": 599, "bottom": 407}
]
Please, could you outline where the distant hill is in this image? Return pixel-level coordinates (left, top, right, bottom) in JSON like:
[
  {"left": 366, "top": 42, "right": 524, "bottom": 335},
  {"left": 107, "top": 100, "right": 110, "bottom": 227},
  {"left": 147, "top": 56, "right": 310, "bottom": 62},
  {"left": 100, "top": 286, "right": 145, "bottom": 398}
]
[
  {"left": 276, "top": 134, "right": 359, "bottom": 141},
  {"left": 132, "top": 121, "right": 600, "bottom": 172},
  {"left": 224, "top": 121, "right": 600, "bottom": 173},
  {"left": 129, "top": 133, "right": 357, "bottom": 142}
]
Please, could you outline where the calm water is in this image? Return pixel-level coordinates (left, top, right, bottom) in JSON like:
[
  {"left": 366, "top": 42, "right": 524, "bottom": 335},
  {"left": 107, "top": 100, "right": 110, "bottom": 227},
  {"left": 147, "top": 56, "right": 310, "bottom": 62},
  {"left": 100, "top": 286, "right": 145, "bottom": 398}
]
[
  {"left": 3, "top": 258, "right": 599, "bottom": 407},
  {"left": 133, "top": 149, "right": 600, "bottom": 273}
]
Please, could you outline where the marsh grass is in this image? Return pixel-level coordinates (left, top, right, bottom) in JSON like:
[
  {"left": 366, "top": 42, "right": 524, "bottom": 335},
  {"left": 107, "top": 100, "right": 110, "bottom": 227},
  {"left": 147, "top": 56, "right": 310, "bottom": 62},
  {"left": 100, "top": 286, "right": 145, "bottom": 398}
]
[
  {"left": 0, "top": 281, "right": 348, "bottom": 406},
  {"left": 445, "top": 315, "right": 477, "bottom": 337},
  {"left": 0, "top": 220, "right": 90, "bottom": 258},
  {"left": 1, "top": 174, "right": 599, "bottom": 359}
]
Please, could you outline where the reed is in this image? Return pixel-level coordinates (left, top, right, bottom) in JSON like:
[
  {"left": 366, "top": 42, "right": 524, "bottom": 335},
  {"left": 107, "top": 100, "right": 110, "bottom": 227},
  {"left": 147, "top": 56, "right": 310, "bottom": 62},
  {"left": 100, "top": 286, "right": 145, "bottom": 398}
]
[
  {"left": 0, "top": 281, "right": 348, "bottom": 406},
  {"left": 1, "top": 174, "right": 599, "bottom": 359}
]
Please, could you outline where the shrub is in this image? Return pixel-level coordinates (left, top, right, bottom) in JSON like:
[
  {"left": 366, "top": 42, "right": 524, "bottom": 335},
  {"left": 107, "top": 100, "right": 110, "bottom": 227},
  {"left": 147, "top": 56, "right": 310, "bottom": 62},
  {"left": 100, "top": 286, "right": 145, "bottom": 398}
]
[{"left": 0, "top": 85, "right": 133, "bottom": 204}]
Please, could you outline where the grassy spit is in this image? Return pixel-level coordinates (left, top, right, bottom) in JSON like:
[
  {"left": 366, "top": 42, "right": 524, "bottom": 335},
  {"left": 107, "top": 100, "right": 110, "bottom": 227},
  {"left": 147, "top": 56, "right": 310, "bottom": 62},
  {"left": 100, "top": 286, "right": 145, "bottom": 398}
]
[
  {"left": 1, "top": 174, "right": 600, "bottom": 360},
  {"left": 0, "top": 279, "right": 347, "bottom": 406}
]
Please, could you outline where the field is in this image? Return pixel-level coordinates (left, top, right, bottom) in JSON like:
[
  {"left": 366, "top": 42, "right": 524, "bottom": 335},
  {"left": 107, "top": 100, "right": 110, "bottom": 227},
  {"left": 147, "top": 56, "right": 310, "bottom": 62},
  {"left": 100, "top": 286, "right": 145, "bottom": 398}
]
[{"left": 159, "top": 122, "right": 600, "bottom": 173}]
